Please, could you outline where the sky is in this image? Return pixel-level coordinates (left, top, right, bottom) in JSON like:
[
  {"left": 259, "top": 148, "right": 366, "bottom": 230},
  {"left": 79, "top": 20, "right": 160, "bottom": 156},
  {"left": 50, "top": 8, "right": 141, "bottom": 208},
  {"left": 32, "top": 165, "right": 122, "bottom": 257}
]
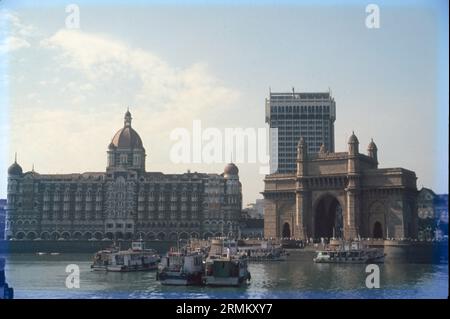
[{"left": 0, "top": 0, "right": 448, "bottom": 205}]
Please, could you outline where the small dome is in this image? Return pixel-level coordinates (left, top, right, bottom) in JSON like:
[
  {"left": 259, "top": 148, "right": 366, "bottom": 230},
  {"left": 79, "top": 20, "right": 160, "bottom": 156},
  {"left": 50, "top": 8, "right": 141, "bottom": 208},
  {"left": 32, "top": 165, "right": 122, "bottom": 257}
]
[
  {"left": 368, "top": 138, "right": 377, "bottom": 150},
  {"left": 8, "top": 162, "right": 23, "bottom": 176},
  {"left": 348, "top": 131, "right": 359, "bottom": 144},
  {"left": 224, "top": 163, "right": 239, "bottom": 176},
  {"left": 108, "top": 142, "right": 116, "bottom": 150}
]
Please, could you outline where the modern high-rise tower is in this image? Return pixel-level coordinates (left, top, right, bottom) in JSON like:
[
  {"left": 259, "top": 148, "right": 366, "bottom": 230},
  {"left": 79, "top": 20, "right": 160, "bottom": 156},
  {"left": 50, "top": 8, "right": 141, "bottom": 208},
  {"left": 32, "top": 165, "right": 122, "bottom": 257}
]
[{"left": 265, "top": 90, "right": 336, "bottom": 173}]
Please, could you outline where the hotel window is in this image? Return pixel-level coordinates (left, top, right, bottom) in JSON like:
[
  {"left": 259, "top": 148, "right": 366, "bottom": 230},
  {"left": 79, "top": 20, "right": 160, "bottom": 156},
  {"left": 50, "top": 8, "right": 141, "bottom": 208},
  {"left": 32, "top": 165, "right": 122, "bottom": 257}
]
[
  {"left": 133, "top": 154, "right": 141, "bottom": 166},
  {"left": 108, "top": 153, "right": 114, "bottom": 166}
]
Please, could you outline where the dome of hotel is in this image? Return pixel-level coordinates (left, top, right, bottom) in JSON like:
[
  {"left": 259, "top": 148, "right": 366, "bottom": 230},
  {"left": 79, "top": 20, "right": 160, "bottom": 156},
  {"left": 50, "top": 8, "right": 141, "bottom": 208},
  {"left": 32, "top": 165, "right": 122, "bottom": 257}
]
[
  {"left": 110, "top": 110, "right": 144, "bottom": 149},
  {"left": 8, "top": 161, "right": 22, "bottom": 176},
  {"left": 224, "top": 163, "right": 239, "bottom": 176}
]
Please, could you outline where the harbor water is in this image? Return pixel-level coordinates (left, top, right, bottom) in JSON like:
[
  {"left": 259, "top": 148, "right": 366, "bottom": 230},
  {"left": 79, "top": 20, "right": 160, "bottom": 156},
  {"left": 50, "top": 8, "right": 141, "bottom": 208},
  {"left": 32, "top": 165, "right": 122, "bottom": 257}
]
[{"left": 2, "top": 250, "right": 447, "bottom": 299}]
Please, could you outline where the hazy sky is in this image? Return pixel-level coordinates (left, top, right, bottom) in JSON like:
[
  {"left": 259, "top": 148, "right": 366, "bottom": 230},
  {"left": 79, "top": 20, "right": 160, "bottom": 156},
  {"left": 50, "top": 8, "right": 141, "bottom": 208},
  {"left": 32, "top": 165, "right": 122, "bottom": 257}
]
[{"left": 0, "top": 0, "right": 448, "bottom": 205}]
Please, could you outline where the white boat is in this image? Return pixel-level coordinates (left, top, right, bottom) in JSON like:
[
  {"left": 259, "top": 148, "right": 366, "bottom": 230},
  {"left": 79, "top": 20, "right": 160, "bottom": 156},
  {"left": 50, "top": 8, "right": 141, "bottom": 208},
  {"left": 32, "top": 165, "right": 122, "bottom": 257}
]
[
  {"left": 91, "top": 240, "right": 160, "bottom": 272},
  {"left": 313, "top": 241, "right": 386, "bottom": 264},
  {"left": 238, "top": 240, "right": 288, "bottom": 262},
  {"left": 156, "top": 249, "right": 204, "bottom": 286}
]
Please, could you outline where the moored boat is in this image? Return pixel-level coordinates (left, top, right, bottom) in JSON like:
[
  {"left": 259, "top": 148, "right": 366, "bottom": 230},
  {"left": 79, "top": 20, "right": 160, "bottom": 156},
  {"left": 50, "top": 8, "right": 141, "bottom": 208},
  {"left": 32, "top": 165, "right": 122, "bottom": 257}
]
[
  {"left": 203, "top": 254, "right": 251, "bottom": 286},
  {"left": 91, "top": 240, "right": 160, "bottom": 272},
  {"left": 156, "top": 250, "right": 204, "bottom": 286},
  {"left": 202, "top": 238, "right": 251, "bottom": 286},
  {"left": 313, "top": 241, "right": 386, "bottom": 264},
  {"left": 238, "top": 240, "right": 288, "bottom": 262}
]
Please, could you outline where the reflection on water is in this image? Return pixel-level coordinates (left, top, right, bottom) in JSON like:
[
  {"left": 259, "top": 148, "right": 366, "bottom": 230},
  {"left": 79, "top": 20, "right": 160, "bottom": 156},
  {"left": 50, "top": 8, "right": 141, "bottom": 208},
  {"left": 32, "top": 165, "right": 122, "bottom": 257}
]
[{"left": 2, "top": 251, "right": 448, "bottom": 299}]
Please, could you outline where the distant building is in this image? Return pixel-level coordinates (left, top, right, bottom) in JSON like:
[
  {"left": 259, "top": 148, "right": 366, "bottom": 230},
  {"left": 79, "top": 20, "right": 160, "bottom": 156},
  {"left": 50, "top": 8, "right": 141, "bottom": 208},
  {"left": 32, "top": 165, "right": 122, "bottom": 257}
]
[
  {"left": 239, "top": 218, "right": 264, "bottom": 239},
  {"left": 0, "top": 199, "right": 5, "bottom": 240},
  {"left": 254, "top": 199, "right": 265, "bottom": 219},
  {"left": 265, "top": 90, "right": 336, "bottom": 173},
  {"left": 6, "top": 110, "right": 242, "bottom": 241},
  {"left": 242, "top": 199, "right": 265, "bottom": 219},
  {"left": 240, "top": 200, "right": 265, "bottom": 238},
  {"left": 435, "top": 194, "right": 448, "bottom": 239},
  {"left": 417, "top": 188, "right": 448, "bottom": 240}
]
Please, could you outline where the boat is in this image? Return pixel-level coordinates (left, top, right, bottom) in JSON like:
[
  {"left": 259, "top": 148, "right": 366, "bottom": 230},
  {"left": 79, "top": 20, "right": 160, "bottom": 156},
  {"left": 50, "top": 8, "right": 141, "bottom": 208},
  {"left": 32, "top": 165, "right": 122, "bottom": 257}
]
[
  {"left": 203, "top": 254, "right": 251, "bottom": 286},
  {"left": 313, "top": 241, "right": 386, "bottom": 264},
  {"left": 50, "top": 252, "right": 60, "bottom": 256},
  {"left": 36, "top": 252, "right": 47, "bottom": 256},
  {"left": 202, "top": 238, "right": 251, "bottom": 286},
  {"left": 238, "top": 240, "right": 288, "bottom": 261},
  {"left": 90, "top": 246, "right": 119, "bottom": 271},
  {"left": 91, "top": 240, "right": 160, "bottom": 272},
  {"left": 156, "top": 249, "right": 204, "bottom": 286}
]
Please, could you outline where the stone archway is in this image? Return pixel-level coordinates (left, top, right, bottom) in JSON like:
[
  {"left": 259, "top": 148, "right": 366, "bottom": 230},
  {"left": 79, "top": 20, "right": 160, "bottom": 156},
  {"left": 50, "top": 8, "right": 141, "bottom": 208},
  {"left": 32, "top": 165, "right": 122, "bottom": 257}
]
[
  {"left": 373, "top": 221, "right": 383, "bottom": 239},
  {"left": 282, "top": 222, "right": 291, "bottom": 238},
  {"left": 369, "top": 201, "right": 386, "bottom": 239},
  {"left": 314, "top": 194, "right": 343, "bottom": 239}
]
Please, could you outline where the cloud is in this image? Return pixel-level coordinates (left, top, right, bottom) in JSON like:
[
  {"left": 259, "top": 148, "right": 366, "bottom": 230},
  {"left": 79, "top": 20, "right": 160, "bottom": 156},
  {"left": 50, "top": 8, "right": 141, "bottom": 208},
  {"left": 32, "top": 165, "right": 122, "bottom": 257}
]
[
  {"left": 9, "top": 27, "right": 240, "bottom": 176},
  {"left": 0, "top": 10, "right": 37, "bottom": 54},
  {"left": 41, "top": 30, "right": 238, "bottom": 117},
  {"left": 39, "top": 29, "right": 239, "bottom": 130},
  {"left": 0, "top": 36, "right": 30, "bottom": 53}
]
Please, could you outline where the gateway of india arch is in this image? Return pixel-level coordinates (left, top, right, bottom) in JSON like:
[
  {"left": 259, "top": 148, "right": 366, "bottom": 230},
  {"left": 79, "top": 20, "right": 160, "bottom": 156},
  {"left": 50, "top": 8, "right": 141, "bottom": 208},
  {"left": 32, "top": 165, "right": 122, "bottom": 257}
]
[{"left": 263, "top": 133, "right": 418, "bottom": 241}]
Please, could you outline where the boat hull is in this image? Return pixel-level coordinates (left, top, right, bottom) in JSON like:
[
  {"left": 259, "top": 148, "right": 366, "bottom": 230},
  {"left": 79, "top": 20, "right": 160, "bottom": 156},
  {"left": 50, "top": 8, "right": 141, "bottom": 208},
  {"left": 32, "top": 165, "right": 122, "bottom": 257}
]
[
  {"left": 157, "top": 272, "right": 203, "bottom": 286},
  {"left": 313, "top": 254, "right": 386, "bottom": 264},
  {"left": 247, "top": 255, "right": 287, "bottom": 262},
  {"left": 313, "top": 258, "right": 384, "bottom": 264},
  {"left": 106, "top": 264, "right": 158, "bottom": 272},
  {"left": 203, "top": 276, "right": 248, "bottom": 287}
]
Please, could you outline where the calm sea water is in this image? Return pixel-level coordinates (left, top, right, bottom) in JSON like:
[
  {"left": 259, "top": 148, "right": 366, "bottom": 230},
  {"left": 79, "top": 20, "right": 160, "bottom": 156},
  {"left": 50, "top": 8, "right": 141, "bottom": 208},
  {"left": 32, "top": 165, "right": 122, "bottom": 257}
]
[{"left": 2, "top": 251, "right": 448, "bottom": 299}]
